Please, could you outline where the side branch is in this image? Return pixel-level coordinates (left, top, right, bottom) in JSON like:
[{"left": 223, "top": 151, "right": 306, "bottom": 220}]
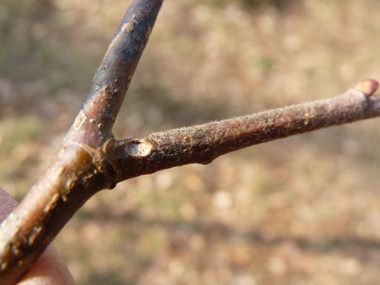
[
  {"left": 116, "top": 84, "right": 380, "bottom": 180},
  {"left": 65, "top": 0, "right": 163, "bottom": 149}
]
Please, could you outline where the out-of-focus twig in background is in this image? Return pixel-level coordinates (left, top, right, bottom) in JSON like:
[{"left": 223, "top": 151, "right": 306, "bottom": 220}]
[{"left": 1, "top": 0, "right": 380, "bottom": 284}]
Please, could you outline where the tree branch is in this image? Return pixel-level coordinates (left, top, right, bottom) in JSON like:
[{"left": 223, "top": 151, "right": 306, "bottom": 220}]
[
  {"left": 0, "top": 0, "right": 163, "bottom": 283},
  {"left": 0, "top": 0, "right": 379, "bottom": 284},
  {"left": 115, "top": 81, "right": 380, "bottom": 180}
]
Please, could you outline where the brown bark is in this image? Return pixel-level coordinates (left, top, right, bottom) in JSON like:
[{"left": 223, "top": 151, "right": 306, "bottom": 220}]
[
  {"left": 116, "top": 83, "right": 380, "bottom": 180},
  {"left": 0, "top": 0, "right": 163, "bottom": 283},
  {"left": 0, "top": 0, "right": 379, "bottom": 284}
]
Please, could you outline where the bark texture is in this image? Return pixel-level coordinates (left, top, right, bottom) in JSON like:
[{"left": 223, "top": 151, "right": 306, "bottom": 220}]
[
  {"left": 0, "top": 0, "right": 379, "bottom": 283},
  {"left": 0, "top": 0, "right": 163, "bottom": 283}
]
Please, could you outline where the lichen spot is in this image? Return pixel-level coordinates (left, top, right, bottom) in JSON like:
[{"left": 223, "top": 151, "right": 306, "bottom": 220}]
[
  {"left": 122, "top": 22, "right": 133, "bottom": 33},
  {"left": 74, "top": 111, "right": 86, "bottom": 129},
  {"left": 128, "top": 140, "right": 152, "bottom": 157}
]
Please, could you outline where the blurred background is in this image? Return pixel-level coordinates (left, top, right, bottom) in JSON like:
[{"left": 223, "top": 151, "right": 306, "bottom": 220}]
[{"left": 1, "top": 0, "right": 380, "bottom": 284}]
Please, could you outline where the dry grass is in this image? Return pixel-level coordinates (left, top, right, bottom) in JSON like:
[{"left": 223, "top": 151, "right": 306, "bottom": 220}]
[{"left": 1, "top": 0, "right": 380, "bottom": 284}]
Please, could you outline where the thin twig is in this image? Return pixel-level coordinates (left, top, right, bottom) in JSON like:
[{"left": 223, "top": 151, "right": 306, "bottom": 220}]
[{"left": 115, "top": 82, "right": 380, "bottom": 180}]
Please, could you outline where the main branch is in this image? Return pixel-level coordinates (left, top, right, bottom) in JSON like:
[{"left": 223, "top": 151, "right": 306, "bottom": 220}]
[{"left": 0, "top": 0, "right": 163, "bottom": 283}]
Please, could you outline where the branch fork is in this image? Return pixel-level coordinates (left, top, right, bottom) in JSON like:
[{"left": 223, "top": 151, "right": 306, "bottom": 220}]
[{"left": 0, "top": 0, "right": 379, "bottom": 283}]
